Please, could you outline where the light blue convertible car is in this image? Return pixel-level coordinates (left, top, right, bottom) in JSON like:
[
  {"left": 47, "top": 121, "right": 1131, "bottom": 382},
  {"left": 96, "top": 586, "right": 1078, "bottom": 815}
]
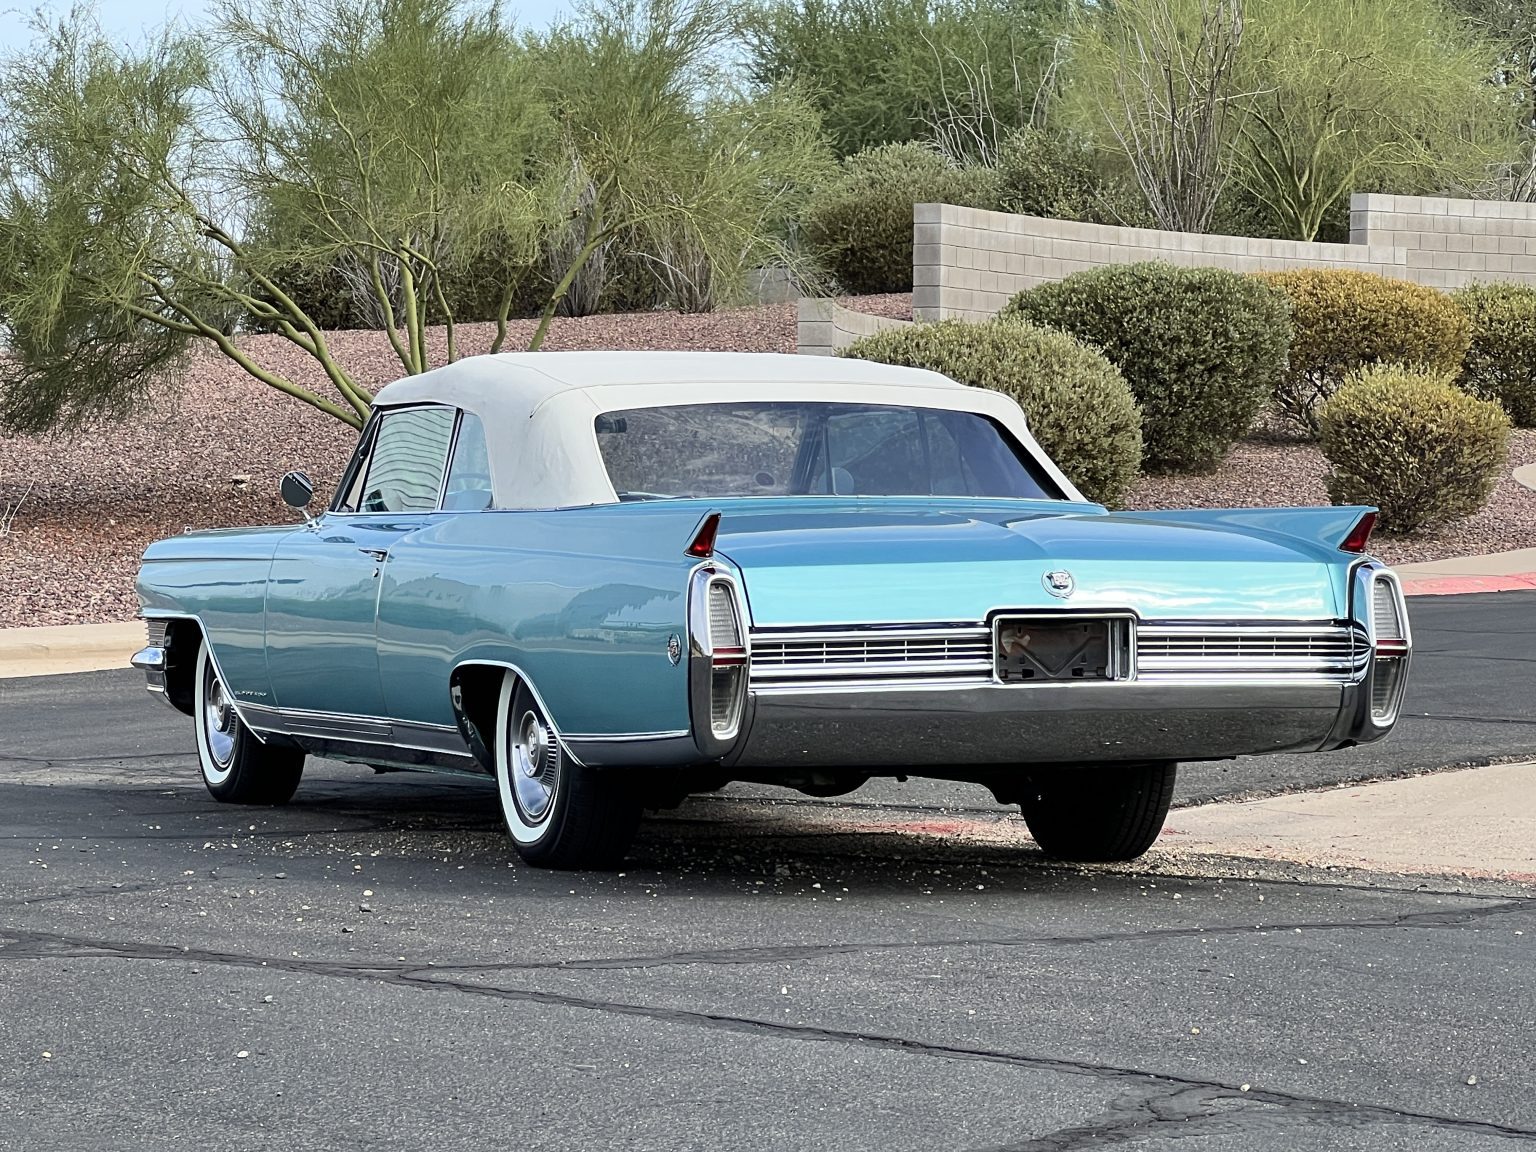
[{"left": 133, "top": 351, "right": 1411, "bottom": 869}]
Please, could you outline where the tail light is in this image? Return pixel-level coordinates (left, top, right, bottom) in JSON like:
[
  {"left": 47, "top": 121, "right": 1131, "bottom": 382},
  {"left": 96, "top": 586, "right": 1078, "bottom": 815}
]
[
  {"left": 1340, "top": 511, "right": 1377, "bottom": 554},
  {"left": 689, "top": 569, "right": 749, "bottom": 750},
  {"left": 1368, "top": 571, "right": 1410, "bottom": 725},
  {"left": 686, "top": 512, "right": 721, "bottom": 559}
]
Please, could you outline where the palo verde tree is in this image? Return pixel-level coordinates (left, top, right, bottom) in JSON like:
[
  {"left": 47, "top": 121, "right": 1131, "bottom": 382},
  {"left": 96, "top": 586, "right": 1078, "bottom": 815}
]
[
  {"left": 219, "top": 0, "right": 558, "bottom": 383},
  {"left": 1232, "top": 0, "right": 1516, "bottom": 241},
  {"left": 0, "top": 0, "right": 552, "bottom": 432},
  {"left": 0, "top": 0, "right": 832, "bottom": 434}
]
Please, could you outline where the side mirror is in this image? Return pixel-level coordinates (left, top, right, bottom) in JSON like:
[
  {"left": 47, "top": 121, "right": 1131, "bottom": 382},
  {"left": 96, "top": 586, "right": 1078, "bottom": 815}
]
[{"left": 280, "top": 471, "right": 315, "bottom": 519}]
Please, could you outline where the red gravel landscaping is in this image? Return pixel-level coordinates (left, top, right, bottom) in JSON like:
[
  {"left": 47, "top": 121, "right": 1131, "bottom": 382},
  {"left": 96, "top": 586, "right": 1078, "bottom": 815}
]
[{"left": 3, "top": 292, "right": 1534, "bottom": 627}]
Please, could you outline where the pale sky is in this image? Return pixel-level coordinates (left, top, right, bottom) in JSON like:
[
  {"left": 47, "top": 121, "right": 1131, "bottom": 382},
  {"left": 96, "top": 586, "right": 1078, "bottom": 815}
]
[{"left": 0, "top": 0, "right": 572, "bottom": 52}]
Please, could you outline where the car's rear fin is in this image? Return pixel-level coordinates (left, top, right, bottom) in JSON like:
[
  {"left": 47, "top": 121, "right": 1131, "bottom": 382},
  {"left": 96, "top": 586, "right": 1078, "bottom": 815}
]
[{"left": 1111, "top": 505, "right": 1380, "bottom": 558}]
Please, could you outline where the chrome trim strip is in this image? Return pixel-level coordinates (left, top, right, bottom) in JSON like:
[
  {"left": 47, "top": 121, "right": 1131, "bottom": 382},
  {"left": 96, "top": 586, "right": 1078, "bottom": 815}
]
[
  {"left": 749, "top": 617, "right": 1368, "bottom": 690},
  {"left": 243, "top": 703, "right": 392, "bottom": 742},
  {"left": 240, "top": 703, "right": 468, "bottom": 755},
  {"left": 562, "top": 730, "right": 692, "bottom": 742},
  {"left": 751, "top": 625, "right": 993, "bottom": 644}
]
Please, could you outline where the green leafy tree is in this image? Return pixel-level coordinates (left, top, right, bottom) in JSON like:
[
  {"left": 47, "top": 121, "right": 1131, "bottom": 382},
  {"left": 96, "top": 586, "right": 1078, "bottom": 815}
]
[
  {"left": 744, "top": 0, "right": 1070, "bottom": 161},
  {"left": 1233, "top": 0, "right": 1516, "bottom": 241}
]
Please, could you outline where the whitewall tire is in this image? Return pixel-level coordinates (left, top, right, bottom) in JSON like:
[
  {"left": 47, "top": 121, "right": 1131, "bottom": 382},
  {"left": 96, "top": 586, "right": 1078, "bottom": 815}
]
[
  {"left": 494, "top": 674, "right": 641, "bottom": 869},
  {"left": 193, "top": 640, "right": 305, "bottom": 805}
]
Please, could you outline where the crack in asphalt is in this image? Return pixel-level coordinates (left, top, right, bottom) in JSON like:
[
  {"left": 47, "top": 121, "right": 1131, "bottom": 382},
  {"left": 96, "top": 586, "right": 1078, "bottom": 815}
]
[
  {"left": 965, "top": 1081, "right": 1536, "bottom": 1150},
  {"left": 0, "top": 881, "right": 165, "bottom": 910},
  {"left": 1, "top": 927, "right": 1531, "bottom": 1144},
  {"left": 1414, "top": 714, "right": 1536, "bottom": 727},
  {"left": 417, "top": 898, "right": 1531, "bottom": 972},
  {"left": 0, "top": 751, "right": 187, "bottom": 767}
]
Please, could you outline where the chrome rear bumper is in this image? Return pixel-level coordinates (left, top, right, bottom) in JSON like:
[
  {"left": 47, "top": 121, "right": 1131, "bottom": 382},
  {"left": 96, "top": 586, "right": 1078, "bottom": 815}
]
[{"left": 724, "top": 674, "right": 1393, "bottom": 770}]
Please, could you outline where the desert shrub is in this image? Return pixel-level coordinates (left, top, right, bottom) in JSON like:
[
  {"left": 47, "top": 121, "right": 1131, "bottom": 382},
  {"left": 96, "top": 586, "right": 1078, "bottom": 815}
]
[
  {"left": 1319, "top": 364, "right": 1510, "bottom": 534},
  {"left": 840, "top": 317, "right": 1143, "bottom": 505},
  {"left": 995, "top": 127, "right": 1148, "bottom": 225},
  {"left": 1452, "top": 282, "right": 1536, "bottom": 427},
  {"left": 1004, "top": 262, "right": 1292, "bottom": 472},
  {"left": 800, "top": 143, "right": 1001, "bottom": 295},
  {"left": 1259, "top": 269, "right": 1471, "bottom": 436}
]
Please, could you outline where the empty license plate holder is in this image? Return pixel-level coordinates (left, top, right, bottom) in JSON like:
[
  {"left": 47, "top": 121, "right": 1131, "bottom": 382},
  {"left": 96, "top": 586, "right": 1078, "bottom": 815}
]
[{"left": 993, "top": 615, "right": 1134, "bottom": 683}]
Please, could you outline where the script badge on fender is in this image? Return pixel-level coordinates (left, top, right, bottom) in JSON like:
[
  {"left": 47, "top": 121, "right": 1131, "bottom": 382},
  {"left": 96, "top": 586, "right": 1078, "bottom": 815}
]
[{"left": 1042, "top": 569, "right": 1076, "bottom": 599}]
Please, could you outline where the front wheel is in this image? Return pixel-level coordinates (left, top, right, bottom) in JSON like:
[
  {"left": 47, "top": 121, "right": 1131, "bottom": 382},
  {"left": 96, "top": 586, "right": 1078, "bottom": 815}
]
[
  {"left": 494, "top": 677, "right": 642, "bottom": 869},
  {"left": 1016, "top": 762, "right": 1176, "bottom": 862},
  {"left": 193, "top": 640, "right": 305, "bottom": 804}
]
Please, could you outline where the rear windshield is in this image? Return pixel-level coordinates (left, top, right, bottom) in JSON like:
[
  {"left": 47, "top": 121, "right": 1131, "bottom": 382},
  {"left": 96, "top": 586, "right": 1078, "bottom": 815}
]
[{"left": 594, "top": 402, "right": 1062, "bottom": 501}]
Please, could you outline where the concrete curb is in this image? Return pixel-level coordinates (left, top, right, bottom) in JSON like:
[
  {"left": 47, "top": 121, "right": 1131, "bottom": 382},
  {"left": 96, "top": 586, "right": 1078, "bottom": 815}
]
[
  {"left": 1394, "top": 547, "right": 1536, "bottom": 597},
  {"left": 0, "top": 621, "right": 143, "bottom": 680}
]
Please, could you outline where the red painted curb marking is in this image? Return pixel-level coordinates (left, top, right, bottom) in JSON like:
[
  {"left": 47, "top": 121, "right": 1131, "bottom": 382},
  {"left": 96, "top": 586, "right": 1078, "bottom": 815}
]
[{"left": 1401, "top": 573, "right": 1536, "bottom": 597}]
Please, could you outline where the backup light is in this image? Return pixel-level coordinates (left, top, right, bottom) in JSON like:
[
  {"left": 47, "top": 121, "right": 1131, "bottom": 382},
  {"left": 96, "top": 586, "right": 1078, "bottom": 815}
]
[
  {"left": 1368, "top": 572, "right": 1410, "bottom": 726},
  {"left": 687, "top": 568, "right": 749, "bottom": 752}
]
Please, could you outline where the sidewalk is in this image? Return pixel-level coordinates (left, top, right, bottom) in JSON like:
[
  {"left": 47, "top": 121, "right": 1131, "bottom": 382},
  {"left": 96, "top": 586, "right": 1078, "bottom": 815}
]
[
  {"left": 0, "top": 621, "right": 143, "bottom": 679},
  {"left": 1161, "top": 762, "right": 1536, "bottom": 881}
]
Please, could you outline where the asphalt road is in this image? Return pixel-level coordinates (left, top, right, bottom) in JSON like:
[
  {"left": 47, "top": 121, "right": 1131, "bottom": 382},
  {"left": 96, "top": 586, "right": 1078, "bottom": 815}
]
[{"left": 2, "top": 591, "right": 1534, "bottom": 1150}]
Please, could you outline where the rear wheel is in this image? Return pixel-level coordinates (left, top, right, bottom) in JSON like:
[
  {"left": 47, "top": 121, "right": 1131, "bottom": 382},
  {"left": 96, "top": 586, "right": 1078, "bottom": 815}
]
[
  {"left": 494, "top": 676, "right": 642, "bottom": 869},
  {"left": 1016, "top": 762, "right": 1176, "bottom": 862},
  {"left": 194, "top": 641, "right": 305, "bottom": 805}
]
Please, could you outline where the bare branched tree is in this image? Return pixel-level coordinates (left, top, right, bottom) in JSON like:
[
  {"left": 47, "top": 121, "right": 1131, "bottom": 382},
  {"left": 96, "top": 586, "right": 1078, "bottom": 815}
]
[{"left": 1075, "top": 0, "right": 1246, "bottom": 234}]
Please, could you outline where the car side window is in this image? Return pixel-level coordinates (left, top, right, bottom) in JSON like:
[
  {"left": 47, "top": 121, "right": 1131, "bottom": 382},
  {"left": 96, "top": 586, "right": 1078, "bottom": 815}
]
[
  {"left": 355, "top": 406, "right": 456, "bottom": 513},
  {"left": 442, "top": 412, "right": 493, "bottom": 510}
]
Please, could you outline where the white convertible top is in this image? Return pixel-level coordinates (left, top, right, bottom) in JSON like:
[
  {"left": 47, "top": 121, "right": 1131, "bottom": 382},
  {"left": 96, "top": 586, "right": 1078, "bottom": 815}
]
[{"left": 370, "top": 351, "right": 1084, "bottom": 508}]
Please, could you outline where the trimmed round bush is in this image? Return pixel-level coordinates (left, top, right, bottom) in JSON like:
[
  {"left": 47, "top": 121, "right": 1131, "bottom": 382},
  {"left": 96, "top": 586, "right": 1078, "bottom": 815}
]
[
  {"left": 1453, "top": 282, "right": 1536, "bottom": 427},
  {"left": 1259, "top": 268, "right": 1471, "bottom": 436},
  {"left": 1319, "top": 364, "right": 1510, "bottom": 535},
  {"left": 840, "top": 317, "right": 1143, "bottom": 506},
  {"left": 1004, "top": 262, "right": 1292, "bottom": 472},
  {"left": 801, "top": 143, "right": 1000, "bottom": 295}
]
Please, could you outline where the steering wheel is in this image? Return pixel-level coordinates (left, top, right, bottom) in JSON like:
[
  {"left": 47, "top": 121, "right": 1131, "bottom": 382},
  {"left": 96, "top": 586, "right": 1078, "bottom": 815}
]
[{"left": 446, "top": 471, "right": 493, "bottom": 491}]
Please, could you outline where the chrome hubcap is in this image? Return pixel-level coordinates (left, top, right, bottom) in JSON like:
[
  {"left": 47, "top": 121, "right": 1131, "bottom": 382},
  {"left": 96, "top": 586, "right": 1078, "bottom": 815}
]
[
  {"left": 511, "top": 709, "right": 559, "bottom": 824},
  {"left": 203, "top": 667, "right": 236, "bottom": 769}
]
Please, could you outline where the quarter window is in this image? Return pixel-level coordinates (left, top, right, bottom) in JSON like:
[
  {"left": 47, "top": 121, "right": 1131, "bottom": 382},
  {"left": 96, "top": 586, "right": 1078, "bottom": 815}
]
[
  {"left": 355, "top": 407, "right": 456, "bottom": 513},
  {"left": 443, "top": 412, "right": 493, "bottom": 510}
]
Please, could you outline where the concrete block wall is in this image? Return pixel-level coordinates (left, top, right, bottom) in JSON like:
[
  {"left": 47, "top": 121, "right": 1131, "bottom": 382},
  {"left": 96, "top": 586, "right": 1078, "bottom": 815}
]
[
  {"left": 797, "top": 296, "right": 911, "bottom": 356},
  {"left": 1350, "top": 194, "right": 1536, "bottom": 289},
  {"left": 911, "top": 193, "right": 1536, "bottom": 322}
]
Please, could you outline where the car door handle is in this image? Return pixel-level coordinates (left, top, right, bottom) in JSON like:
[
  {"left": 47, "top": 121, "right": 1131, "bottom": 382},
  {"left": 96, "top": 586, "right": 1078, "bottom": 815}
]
[{"left": 358, "top": 547, "right": 389, "bottom": 563}]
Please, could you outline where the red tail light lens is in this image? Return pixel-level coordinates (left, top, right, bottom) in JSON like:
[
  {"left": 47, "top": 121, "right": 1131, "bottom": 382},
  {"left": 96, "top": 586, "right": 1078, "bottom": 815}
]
[
  {"left": 1340, "top": 511, "right": 1377, "bottom": 554},
  {"left": 686, "top": 512, "right": 721, "bottom": 559}
]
